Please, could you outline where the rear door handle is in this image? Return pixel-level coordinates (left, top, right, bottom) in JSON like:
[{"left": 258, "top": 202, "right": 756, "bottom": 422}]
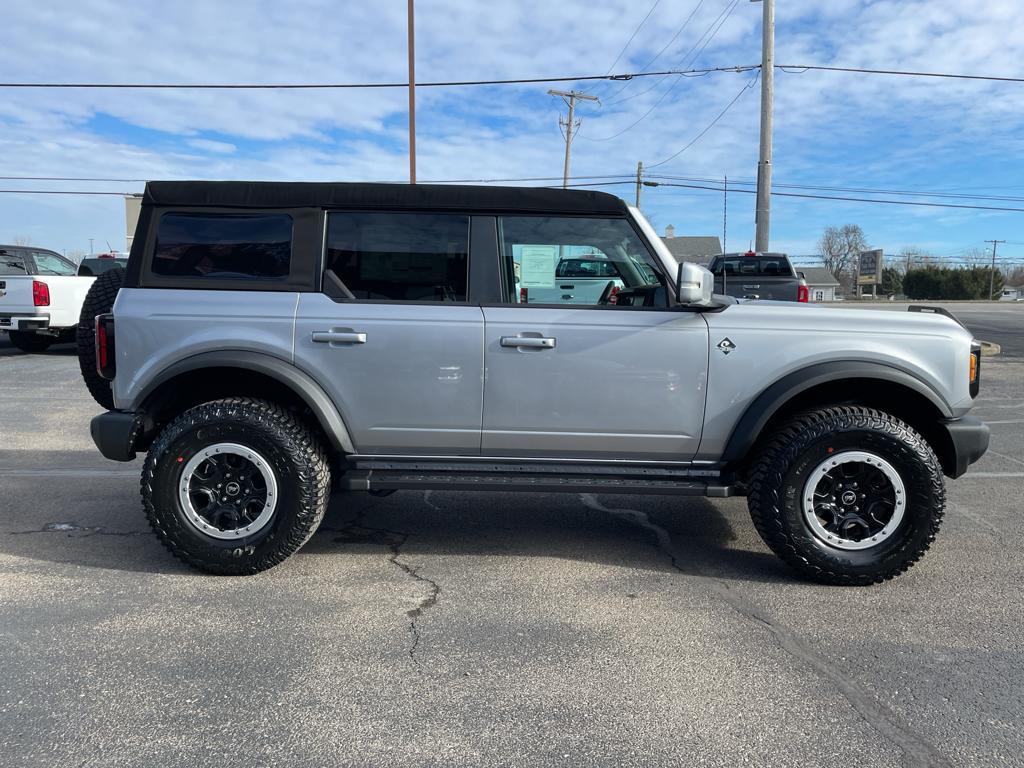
[
  {"left": 500, "top": 336, "right": 556, "bottom": 349},
  {"left": 312, "top": 330, "right": 367, "bottom": 344}
]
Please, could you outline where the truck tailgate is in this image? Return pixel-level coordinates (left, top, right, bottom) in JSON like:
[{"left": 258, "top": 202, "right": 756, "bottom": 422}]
[
  {"left": 0, "top": 276, "right": 39, "bottom": 321},
  {"left": 714, "top": 276, "right": 798, "bottom": 301}
]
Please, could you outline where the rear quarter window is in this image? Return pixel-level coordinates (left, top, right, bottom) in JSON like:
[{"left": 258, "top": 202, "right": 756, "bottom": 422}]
[
  {"left": 152, "top": 213, "right": 293, "bottom": 280},
  {"left": 0, "top": 254, "right": 28, "bottom": 276}
]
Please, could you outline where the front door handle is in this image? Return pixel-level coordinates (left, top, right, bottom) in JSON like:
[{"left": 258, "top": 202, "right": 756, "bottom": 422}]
[
  {"left": 312, "top": 330, "right": 367, "bottom": 344},
  {"left": 500, "top": 336, "right": 556, "bottom": 349}
]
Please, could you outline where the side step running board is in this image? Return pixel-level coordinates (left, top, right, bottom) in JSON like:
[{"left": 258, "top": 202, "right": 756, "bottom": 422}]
[{"left": 339, "top": 469, "right": 736, "bottom": 497}]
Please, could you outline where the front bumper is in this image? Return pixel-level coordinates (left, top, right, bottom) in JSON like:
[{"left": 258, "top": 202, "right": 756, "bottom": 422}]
[
  {"left": 941, "top": 415, "right": 990, "bottom": 478},
  {"left": 90, "top": 410, "right": 145, "bottom": 462}
]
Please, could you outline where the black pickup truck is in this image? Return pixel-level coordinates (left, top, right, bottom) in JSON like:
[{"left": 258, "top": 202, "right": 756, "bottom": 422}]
[{"left": 707, "top": 251, "right": 809, "bottom": 302}]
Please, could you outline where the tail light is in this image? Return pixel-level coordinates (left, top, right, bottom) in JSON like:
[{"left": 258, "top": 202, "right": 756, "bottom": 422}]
[
  {"left": 32, "top": 280, "right": 50, "bottom": 306},
  {"left": 519, "top": 286, "right": 529, "bottom": 304},
  {"left": 969, "top": 342, "right": 981, "bottom": 398},
  {"left": 95, "top": 313, "right": 116, "bottom": 380},
  {"left": 607, "top": 285, "right": 621, "bottom": 305},
  {"left": 797, "top": 284, "right": 809, "bottom": 303}
]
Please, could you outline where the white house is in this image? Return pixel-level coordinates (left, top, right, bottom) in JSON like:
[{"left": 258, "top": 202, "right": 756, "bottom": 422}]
[
  {"left": 796, "top": 266, "right": 841, "bottom": 302},
  {"left": 1000, "top": 285, "right": 1023, "bottom": 301}
]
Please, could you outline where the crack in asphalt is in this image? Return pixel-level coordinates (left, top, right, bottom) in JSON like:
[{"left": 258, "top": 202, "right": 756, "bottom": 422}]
[
  {"left": 11, "top": 521, "right": 149, "bottom": 537},
  {"left": 579, "top": 493, "right": 951, "bottom": 768},
  {"left": 328, "top": 507, "right": 440, "bottom": 662}
]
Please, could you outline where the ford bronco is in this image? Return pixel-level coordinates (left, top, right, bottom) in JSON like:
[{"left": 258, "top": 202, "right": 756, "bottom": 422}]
[{"left": 80, "top": 181, "right": 989, "bottom": 583}]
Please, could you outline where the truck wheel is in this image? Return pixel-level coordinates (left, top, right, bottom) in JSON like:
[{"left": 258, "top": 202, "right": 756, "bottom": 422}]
[
  {"left": 7, "top": 331, "right": 54, "bottom": 353},
  {"left": 142, "top": 398, "right": 331, "bottom": 575},
  {"left": 747, "top": 406, "right": 945, "bottom": 585},
  {"left": 76, "top": 267, "right": 124, "bottom": 410}
]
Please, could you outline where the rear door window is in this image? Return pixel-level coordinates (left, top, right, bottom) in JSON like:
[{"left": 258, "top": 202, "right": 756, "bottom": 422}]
[
  {"left": 153, "top": 213, "right": 293, "bottom": 280},
  {"left": 0, "top": 253, "right": 28, "bottom": 275},
  {"left": 324, "top": 212, "right": 469, "bottom": 302}
]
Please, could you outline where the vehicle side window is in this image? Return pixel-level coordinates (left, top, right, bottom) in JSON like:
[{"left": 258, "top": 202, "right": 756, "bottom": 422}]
[
  {"left": 153, "top": 213, "right": 293, "bottom": 280},
  {"left": 32, "top": 252, "right": 76, "bottom": 276},
  {"left": 324, "top": 212, "right": 469, "bottom": 302},
  {"left": 497, "top": 216, "right": 668, "bottom": 307},
  {"left": 0, "top": 254, "right": 27, "bottom": 275}
]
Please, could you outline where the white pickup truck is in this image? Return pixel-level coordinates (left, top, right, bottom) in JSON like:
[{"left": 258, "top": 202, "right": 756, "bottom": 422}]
[{"left": 0, "top": 245, "right": 96, "bottom": 352}]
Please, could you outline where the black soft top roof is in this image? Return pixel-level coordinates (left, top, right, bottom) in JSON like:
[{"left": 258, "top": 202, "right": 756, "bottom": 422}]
[{"left": 142, "top": 181, "right": 628, "bottom": 215}]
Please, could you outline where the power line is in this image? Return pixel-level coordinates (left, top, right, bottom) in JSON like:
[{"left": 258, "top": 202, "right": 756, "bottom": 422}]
[
  {"left": 645, "top": 71, "right": 759, "bottom": 168},
  {"left": 582, "top": 0, "right": 743, "bottom": 141},
  {"left": 1, "top": 62, "right": 1019, "bottom": 91},
  {"left": 600, "top": 0, "right": 708, "bottom": 103},
  {"left": 0, "top": 65, "right": 755, "bottom": 90},
  {"left": 644, "top": 180, "right": 1024, "bottom": 213},
  {"left": 647, "top": 174, "right": 1024, "bottom": 203},
  {"left": 777, "top": 64, "right": 1024, "bottom": 84},
  {"left": 604, "top": 0, "right": 661, "bottom": 75},
  {"left": 602, "top": 0, "right": 742, "bottom": 109}
]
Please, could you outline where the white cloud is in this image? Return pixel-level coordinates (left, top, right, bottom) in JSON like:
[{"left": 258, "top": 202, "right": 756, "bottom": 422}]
[{"left": 1, "top": 0, "right": 1022, "bottom": 256}]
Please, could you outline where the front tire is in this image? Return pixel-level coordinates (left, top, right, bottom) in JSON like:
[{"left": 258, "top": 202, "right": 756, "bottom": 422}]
[
  {"left": 748, "top": 406, "right": 945, "bottom": 585},
  {"left": 142, "top": 398, "right": 331, "bottom": 575},
  {"left": 8, "top": 330, "right": 54, "bottom": 353}
]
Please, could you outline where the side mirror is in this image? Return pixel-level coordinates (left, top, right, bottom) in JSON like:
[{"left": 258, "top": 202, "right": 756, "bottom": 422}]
[{"left": 676, "top": 262, "right": 714, "bottom": 307}]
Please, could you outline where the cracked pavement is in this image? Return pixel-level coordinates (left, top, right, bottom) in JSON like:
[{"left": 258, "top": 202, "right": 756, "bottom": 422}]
[{"left": 1, "top": 334, "right": 1023, "bottom": 766}]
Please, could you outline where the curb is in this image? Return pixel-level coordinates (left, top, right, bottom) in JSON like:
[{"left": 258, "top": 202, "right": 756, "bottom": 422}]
[{"left": 979, "top": 341, "right": 1001, "bottom": 357}]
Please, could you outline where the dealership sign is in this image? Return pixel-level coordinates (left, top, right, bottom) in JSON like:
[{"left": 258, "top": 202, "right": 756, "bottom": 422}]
[{"left": 857, "top": 249, "right": 884, "bottom": 285}]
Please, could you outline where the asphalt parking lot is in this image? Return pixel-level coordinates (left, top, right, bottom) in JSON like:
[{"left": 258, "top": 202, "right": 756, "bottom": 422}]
[{"left": 1, "top": 312, "right": 1023, "bottom": 767}]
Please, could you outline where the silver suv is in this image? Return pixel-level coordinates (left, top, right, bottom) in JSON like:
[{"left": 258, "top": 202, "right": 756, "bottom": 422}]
[{"left": 82, "top": 181, "right": 989, "bottom": 583}]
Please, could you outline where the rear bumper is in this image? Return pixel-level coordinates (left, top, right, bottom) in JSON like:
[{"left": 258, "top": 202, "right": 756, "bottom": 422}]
[
  {"left": 0, "top": 313, "right": 50, "bottom": 331},
  {"left": 90, "top": 410, "right": 144, "bottom": 462},
  {"left": 941, "top": 415, "right": 990, "bottom": 478}
]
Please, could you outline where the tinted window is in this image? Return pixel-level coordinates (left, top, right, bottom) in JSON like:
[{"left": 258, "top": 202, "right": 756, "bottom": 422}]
[
  {"left": 325, "top": 212, "right": 469, "bottom": 302},
  {"left": 498, "top": 216, "right": 667, "bottom": 307},
  {"left": 711, "top": 256, "right": 793, "bottom": 277},
  {"left": 0, "top": 253, "right": 27, "bottom": 276},
  {"left": 153, "top": 213, "right": 292, "bottom": 280},
  {"left": 555, "top": 259, "right": 622, "bottom": 279},
  {"left": 78, "top": 258, "right": 128, "bottom": 276},
  {"left": 32, "top": 251, "right": 76, "bottom": 276}
]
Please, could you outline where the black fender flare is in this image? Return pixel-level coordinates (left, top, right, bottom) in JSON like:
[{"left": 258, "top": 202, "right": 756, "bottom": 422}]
[
  {"left": 720, "top": 360, "right": 953, "bottom": 463},
  {"left": 132, "top": 350, "right": 355, "bottom": 453}
]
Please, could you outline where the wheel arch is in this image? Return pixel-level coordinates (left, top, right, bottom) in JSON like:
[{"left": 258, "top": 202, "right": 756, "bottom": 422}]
[
  {"left": 133, "top": 350, "right": 355, "bottom": 455},
  {"left": 722, "top": 361, "right": 957, "bottom": 475}
]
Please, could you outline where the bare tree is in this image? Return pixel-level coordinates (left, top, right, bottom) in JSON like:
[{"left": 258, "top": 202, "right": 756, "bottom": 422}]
[
  {"left": 66, "top": 249, "right": 87, "bottom": 265},
  {"left": 896, "top": 246, "right": 931, "bottom": 273},
  {"left": 818, "top": 224, "right": 868, "bottom": 290},
  {"left": 961, "top": 247, "right": 990, "bottom": 268},
  {"left": 12, "top": 235, "right": 32, "bottom": 246}
]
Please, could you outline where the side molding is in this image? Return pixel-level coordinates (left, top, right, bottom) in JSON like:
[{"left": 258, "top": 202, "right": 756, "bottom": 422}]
[
  {"left": 721, "top": 360, "right": 953, "bottom": 463},
  {"left": 133, "top": 350, "right": 355, "bottom": 453}
]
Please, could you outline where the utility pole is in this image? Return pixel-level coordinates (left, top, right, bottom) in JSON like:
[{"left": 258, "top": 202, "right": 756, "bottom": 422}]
[
  {"left": 88, "top": 238, "right": 93, "bottom": 255},
  {"left": 635, "top": 161, "right": 644, "bottom": 206},
  {"left": 985, "top": 239, "right": 1005, "bottom": 300},
  {"left": 723, "top": 175, "right": 728, "bottom": 252},
  {"left": 548, "top": 89, "right": 599, "bottom": 188},
  {"left": 407, "top": 0, "right": 416, "bottom": 184},
  {"left": 752, "top": 0, "right": 774, "bottom": 252}
]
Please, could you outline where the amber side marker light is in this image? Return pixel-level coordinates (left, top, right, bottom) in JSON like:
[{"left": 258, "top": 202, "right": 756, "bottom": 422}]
[{"left": 969, "top": 343, "right": 981, "bottom": 398}]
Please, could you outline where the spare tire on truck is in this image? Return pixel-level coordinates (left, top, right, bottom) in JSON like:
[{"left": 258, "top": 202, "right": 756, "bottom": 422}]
[{"left": 77, "top": 267, "right": 124, "bottom": 410}]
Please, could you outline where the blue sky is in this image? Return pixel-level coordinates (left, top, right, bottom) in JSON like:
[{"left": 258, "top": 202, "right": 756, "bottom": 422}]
[{"left": 1, "top": 0, "right": 1022, "bottom": 267}]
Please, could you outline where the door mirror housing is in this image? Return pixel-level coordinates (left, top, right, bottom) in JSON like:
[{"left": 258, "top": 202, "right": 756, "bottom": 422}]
[{"left": 676, "top": 262, "right": 714, "bottom": 307}]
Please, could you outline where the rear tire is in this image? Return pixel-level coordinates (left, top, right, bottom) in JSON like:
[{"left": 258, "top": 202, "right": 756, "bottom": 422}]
[
  {"left": 142, "top": 398, "right": 331, "bottom": 575},
  {"left": 747, "top": 406, "right": 945, "bottom": 585},
  {"left": 77, "top": 267, "right": 124, "bottom": 409},
  {"left": 8, "top": 330, "right": 54, "bottom": 353}
]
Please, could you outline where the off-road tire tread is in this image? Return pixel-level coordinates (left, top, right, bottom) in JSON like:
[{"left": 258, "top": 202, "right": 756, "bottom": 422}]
[
  {"left": 141, "top": 397, "right": 331, "bottom": 575},
  {"left": 76, "top": 267, "right": 124, "bottom": 409},
  {"left": 748, "top": 405, "right": 945, "bottom": 586}
]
